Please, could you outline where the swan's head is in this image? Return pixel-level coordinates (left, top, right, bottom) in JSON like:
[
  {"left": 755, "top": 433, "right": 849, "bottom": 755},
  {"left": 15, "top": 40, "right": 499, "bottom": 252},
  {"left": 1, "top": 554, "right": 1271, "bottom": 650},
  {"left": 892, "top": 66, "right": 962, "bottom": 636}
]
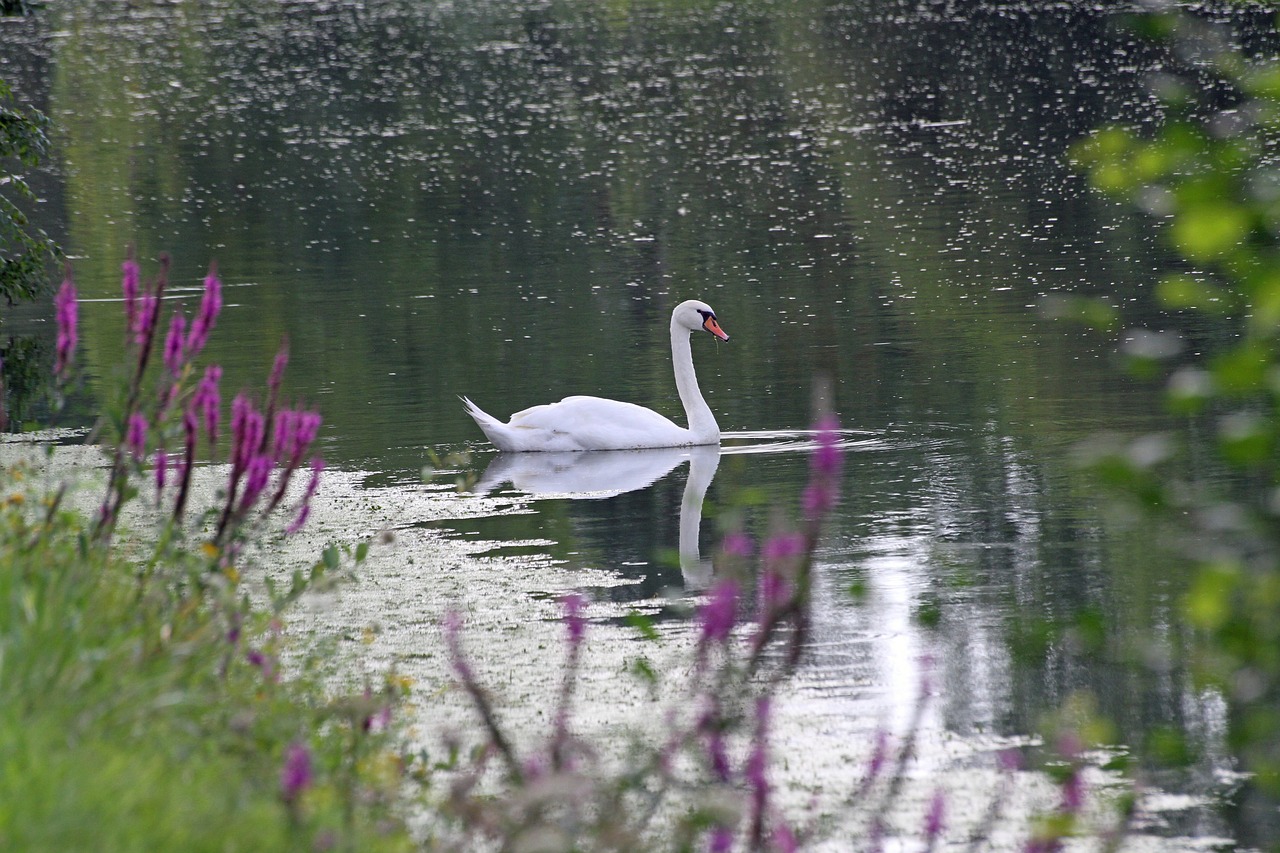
[{"left": 673, "top": 299, "right": 729, "bottom": 342}]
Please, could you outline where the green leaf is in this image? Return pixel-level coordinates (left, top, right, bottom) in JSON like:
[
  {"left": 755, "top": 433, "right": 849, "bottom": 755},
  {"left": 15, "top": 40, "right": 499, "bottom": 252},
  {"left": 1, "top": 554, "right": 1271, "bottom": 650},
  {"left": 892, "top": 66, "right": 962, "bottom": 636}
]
[
  {"left": 1211, "top": 343, "right": 1271, "bottom": 394},
  {"left": 1183, "top": 563, "right": 1240, "bottom": 631},
  {"left": 1243, "top": 64, "right": 1280, "bottom": 100},
  {"left": 915, "top": 597, "right": 942, "bottom": 628},
  {"left": 1218, "top": 411, "right": 1272, "bottom": 465},
  {"left": 322, "top": 545, "right": 340, "bottom": 570},
  {"left": 1156, "top": 275, "right": 1230, "bottom": 312},
  {"left": 625, "top": 611, "right": 659, "bottom": 641},
  {"left": 1148, "top": 726, "right": 1194, "bottom": 767},
  {"left": 630, "top": 657, "right": 657, "bottom": 685},
  {"left": 1171, "top": 202, "right": 1250, "bottom": 260}
]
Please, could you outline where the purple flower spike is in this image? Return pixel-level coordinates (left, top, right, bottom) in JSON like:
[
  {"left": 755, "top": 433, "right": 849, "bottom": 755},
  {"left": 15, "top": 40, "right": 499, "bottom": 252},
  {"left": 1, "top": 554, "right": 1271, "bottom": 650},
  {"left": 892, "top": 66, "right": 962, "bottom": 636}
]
[
  {"left": 268, "top": 342, "right": 289, "bottom": 399},
  {"left": 280, "top": 742, "right": 313, "bottom": 803},
  {"left": 811, "top": 413, "right": 842, "bottom": 476},
  {"left": 121, "top": 257, "right": 140, "bottom": 334},
  {"left": 155, "top": 449, "right": 168, "bottom": 496},
  {"left": 698, "top": 579, "right": 739, "bottom": 645},
  {"left": 763, "top": 533, "right": 805, "bottom": 564},
  {"left": 231, "top": 395, "right": 266, "bottom": 470},
  {"left": 1061, "top": 767, "right": 1084, "bottom": 815},
  {"left": 561, "top": 592, "right": 587, "bottom": 647},
  {"left": 53, "top": 275, "right": 78, "bottom": 379},
  {"left": 709, "top": 826, "right": 733, "bottom": 853},
  {"left": 442, "top": 610, "right": 475, "bottom": 682},
  {"left": 759, "top": 569, "right": 792, "bottom": 616},
  {"left": 291, "top": 411, "right": 322, "bottom": 463},
  {"left": 721, "top": 530, "right": 753, "bottom": 558},
  {"left": 772, "top": 825, "right": 798, "bottom": 853},
  {"left": 240, "top": 454, "right": 275, "bottom": 510},
  {"left": 272, "top": 409, "right": 298, "bottom": 463},
  {"left": 866, "top": 729, "right": 889, "bottom": 783},
  {"left": 700, "top": 709, "right": 731, "bottom": 782},
  {"left": 286, "top": 457, "right": 324, "bottom": 535},
  {"left": 126, "top": 413, "right": 148, "bottom": 462},
  {"left": 195, "top": 365, "right": 222, "bottom": 445},
  {"left": 802, "top": 481, "right": 837, "bottom": 519},
  {"left": 746, "top": 696, "right": 771, "bottom": 793},
  {"left": 135, "top": 291, "right": 160, "bottom": 347},
  {"left": 163, "top": 312, "right": 186, "bottom": 377},
  {"left": 924, "top": 789, "right": 946, "bottom": 844},
  {"left": 185, "top": 264, "right": 222, "bottom": 359}
]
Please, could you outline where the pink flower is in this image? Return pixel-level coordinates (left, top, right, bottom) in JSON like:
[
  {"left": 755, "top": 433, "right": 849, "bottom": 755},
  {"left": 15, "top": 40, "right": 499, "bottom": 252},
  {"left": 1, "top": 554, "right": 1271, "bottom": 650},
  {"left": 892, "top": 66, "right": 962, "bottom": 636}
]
[
  {"left": 53, "top": 275, "right": 78, "bottom": 379},
  {"left": 758, "top": 569, "right": 792, "bottom": 615},
  {"left": 772, "top": 824, "right": 798, "bottom": 853},
  {"left": 239, "top": 454, "right": 275, "bottom": 510},
  {"left": 442, "top": 610, "right": 474, "bottom": 683},
  {"left": 163, "top": 312, "right": 186, "bottom": 377},
  {"left": 126, "top": 413, "right": 148, "bottom": 461},
  {"left": 135, "top": 291, "right": 160, "bottom": 347},
  {"left": 562, "top": 592, "right": 587, "bottom": 647},
  {"left": 194, "top": 365, "right": 222, "bottom": 445},
  {"left": 810, "top": 413, "right": 842, "bottom": 476},
  {"left": 1061, "top": 767, "right": 1084, "bottom": 815},
  {"left": 272, "top": 409, "right": 298, "bottom": 463},
  {"left": 286, "top": 457, "right": 324, "bottom": 535},
  {"left": 709, "top": 826, "right": 733, "bottom": 852},
  {"left": 280, "top": 742, "right": 313, "bottom": 803},
  {"left": 746, "top": 696, "right": 771, "bottom": 794},
  {"left": 866, "top": 729, "right": 889, "bottom": 783},
  {"left": 185, "top": 265, "right": 222, "bottom": 359},
  {"left": 230, "top": 394, "right": 265, "bottom": 470},
  {"left": 121, "top": 257, "right": 140, "bottom": 335},
  {"left": 721, "top": 531, "right": 753, "bottom": 558},
  {"left": 291, "top": 411, "right": 322, "bottom": 463},
  {"left": 155, "top": 449, "right": 168, "bottom": 496},
  {"left": 763, "top": 533, "right": 805, "bottom": 564},
  {"left": 924, "top": 789, "right": 946, "bottom": 844},
  {"left": 802, "top": 481, "right": 837, "bottom": 519},
  {"left": 268, "top": 342, "right": 289, "bottom": 400},
  {"left": 698, "top": 579, "right": 739, "bottom": 645},
  {"left": 699, "top": 704, "right": 731, "bottom": 783}
]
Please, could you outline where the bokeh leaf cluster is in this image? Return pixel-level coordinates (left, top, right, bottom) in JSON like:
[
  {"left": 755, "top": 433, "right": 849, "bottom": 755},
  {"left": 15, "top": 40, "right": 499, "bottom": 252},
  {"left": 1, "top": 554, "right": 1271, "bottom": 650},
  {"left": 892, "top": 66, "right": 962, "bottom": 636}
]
[{"left": 1072, "top": 7, "right": 1280, "bottom": 792}]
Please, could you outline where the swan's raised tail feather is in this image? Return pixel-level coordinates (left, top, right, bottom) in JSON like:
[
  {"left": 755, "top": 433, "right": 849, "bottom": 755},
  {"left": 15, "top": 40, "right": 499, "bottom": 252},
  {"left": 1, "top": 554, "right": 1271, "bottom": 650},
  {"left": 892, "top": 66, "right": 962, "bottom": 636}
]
[{"left": 461, "top": 396, "right": 511, "bottom": 450}]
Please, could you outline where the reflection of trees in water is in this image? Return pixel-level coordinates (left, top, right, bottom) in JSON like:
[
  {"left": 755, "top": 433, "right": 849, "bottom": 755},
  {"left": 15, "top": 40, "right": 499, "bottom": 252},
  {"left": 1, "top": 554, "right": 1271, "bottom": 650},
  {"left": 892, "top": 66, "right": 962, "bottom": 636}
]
[{"left": 31, "top": 0, "right": 1206, "bottom": 457}]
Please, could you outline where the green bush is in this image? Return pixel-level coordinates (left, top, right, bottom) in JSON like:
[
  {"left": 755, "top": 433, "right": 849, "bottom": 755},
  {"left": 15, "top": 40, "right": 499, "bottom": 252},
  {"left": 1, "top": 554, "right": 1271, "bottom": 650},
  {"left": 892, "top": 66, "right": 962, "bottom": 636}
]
[{"left": 0, "top": 79, "right": 59, "bottom": 305}]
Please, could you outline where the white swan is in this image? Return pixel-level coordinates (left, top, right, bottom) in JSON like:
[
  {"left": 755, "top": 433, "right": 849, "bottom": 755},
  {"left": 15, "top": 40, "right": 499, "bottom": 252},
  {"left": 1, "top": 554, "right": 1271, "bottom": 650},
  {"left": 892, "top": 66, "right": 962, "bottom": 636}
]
[{"left": 462, "top": 299, "right": 729, "bottom": 452}]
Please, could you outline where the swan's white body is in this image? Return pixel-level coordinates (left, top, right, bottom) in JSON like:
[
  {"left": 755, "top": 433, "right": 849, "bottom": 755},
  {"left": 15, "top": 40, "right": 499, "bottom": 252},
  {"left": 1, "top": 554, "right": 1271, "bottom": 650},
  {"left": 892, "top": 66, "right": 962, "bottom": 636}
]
[{"left": 463, "top": 300, "right": 729, "bottom": 452}]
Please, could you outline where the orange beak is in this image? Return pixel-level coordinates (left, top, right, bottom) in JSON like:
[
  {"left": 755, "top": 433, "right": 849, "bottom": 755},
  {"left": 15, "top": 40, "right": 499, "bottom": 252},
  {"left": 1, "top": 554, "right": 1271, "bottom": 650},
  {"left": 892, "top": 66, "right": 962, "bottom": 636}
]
[{"left": 703, "top": 316, "right": 729, "bottom": 341}]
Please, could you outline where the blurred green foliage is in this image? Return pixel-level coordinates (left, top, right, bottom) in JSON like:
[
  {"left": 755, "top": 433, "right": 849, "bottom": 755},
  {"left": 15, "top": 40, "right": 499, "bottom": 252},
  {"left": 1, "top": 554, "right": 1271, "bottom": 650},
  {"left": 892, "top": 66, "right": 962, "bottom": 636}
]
[
  {"left": 0, "top": 459, "right": 412, "bottom": 852},
  {"left": 0, "top": 78, "right": 59, "bottom": 305},
  {"left": 1072, "top": 6, "right": 1280, "bottom": 793}
]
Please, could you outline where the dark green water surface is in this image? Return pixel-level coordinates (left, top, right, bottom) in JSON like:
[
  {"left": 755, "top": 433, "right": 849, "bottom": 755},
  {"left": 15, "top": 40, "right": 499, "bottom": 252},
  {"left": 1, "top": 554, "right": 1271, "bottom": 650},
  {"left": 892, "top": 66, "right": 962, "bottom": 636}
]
[{"left": 3, "top": 0, "right": 1271, "bottom": 844}]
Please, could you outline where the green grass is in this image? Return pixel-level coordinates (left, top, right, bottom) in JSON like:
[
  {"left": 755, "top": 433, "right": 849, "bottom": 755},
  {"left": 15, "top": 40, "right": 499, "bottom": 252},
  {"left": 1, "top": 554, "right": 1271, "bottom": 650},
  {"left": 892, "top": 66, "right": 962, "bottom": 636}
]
[{"left": 0, "top": 472, "right": 412, "bottom": 853}]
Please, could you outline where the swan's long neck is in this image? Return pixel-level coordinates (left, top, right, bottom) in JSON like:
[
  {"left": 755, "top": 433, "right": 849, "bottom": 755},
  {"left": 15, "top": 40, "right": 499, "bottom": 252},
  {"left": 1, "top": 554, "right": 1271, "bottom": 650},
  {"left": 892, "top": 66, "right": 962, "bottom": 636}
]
[{"left": 671, "top": 318, "right": 719, "bottom": 442}]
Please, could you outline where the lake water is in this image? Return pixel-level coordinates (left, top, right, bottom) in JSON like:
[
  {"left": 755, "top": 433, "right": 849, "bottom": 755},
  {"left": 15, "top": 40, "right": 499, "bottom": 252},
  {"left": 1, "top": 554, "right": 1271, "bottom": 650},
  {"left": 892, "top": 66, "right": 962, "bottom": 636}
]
[{"left": 2, "top": 0, "right": 1271, "bottom": 845}]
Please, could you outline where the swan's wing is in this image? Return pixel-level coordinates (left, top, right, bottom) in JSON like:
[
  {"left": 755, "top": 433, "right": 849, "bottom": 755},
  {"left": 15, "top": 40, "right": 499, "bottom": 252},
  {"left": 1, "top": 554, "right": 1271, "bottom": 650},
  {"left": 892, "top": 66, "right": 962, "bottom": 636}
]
[{"left": 507, "top": 396, "right": 690, "bottom": 450}]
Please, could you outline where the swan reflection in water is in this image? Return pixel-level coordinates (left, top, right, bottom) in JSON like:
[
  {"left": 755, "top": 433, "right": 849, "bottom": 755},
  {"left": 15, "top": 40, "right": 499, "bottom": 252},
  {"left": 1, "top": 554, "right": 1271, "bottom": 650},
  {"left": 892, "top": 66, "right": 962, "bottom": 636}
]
[
  {"left": 473, "top": 444, "right": 721, "bottom": 588},
  {"left": 469, "top": 431, "right": 876, "bottom": 590}
]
